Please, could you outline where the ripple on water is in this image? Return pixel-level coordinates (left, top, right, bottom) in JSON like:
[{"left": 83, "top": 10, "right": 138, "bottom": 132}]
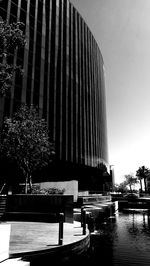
[{"left": 90, "top": 212, "right": 150, "bottom": 266}]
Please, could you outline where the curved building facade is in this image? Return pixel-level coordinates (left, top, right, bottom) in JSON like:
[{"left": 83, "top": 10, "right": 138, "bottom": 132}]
[{"left": 1, "top": 0, "right": 109, "bottom": 190}]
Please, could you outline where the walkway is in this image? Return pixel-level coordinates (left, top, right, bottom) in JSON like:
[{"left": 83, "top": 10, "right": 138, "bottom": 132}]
[{"left": 4, "top": 221, "right": 89, "bottom": 256}]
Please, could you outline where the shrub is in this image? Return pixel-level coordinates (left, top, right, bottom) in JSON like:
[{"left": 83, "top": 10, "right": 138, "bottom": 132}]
[{"left": 31, "top": 185, "right": 65, "bottom": 195}]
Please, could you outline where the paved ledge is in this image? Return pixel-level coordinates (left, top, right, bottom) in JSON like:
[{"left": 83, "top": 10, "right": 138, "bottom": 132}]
[
  {"left": 3, "top": 221, "right": 88, "bottom": 255},
  {"left": 1, "top": 258, "right": 29, "bottom": 266},
  {"left": 0, "top": 221, "right": 90, "bottom": 264}
]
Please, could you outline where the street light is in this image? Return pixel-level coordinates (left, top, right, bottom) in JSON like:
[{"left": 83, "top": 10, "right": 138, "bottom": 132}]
[{"left": 110, "top": 165, "right": 115, "bottom": 189}]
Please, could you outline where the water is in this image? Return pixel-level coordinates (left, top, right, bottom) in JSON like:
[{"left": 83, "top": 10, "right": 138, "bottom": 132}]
[{"left": 89, "top": 211, "right": 150, "bottom": 266}]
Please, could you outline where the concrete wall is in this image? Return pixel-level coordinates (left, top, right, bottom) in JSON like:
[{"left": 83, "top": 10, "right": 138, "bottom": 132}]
[
  {"left": 78, "top": 191, "right": 89, "bottom": 197},
  {"left": 38, "top": 180, "right": 78, "bottom": 202}
]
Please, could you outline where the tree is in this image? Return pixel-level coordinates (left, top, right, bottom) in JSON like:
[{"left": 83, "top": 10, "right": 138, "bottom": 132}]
[
  {"left": 124, "top": 174, "right": 138, "bottom": 192},
  {"left": 117, "top": 181, "right": 128, "bottom": 193},
  {"left": 136, "top": 171, "right": 143, "bottom": 193},
  {"left": 1, "top": 104, "right": 55, "bottom": 193},
  {"left": 0, "top": 18, "right": 26, "bottom": 137},
  {"left": 136, "top": 166, "right": 150, "bottom": 193},
  {"left": 0, "top": 18, "right": 25, "bottom": 95},
  {"left": 97, "top": 162, "right": 107, "bottom": 172}
]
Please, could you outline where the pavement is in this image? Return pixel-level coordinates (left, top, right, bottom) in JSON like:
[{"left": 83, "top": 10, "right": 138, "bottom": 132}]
[{"left": 2, "top": 221, "right": 88, "bottom": 255}]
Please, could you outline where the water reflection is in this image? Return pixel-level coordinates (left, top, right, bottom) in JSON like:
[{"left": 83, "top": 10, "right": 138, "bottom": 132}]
[{"left": 91, "top": 211, "right": 150, "bottom": 266}]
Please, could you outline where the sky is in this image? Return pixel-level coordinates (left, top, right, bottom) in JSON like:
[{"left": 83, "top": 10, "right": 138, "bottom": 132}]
[{"left": 70, "top": 0, "right": 150, "bottom": 184}]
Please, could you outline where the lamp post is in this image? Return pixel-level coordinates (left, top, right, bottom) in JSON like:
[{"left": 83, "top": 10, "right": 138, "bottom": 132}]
[{"left": 110, "top": 165, "right": 115, "bottom": 191}]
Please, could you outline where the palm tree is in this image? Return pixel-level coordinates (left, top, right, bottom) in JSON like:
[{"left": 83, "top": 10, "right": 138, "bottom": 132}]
[
  {"left": 124, "top": 174, "right": 138, "bottom": 192},
  {"left": 137, "top": 174, "right": 143, "bottom": 193},
  {"left": 136, "top": 166, "right": 150, "bottom": 193}
]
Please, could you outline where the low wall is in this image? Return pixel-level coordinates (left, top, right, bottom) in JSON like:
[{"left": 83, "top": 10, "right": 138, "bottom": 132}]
[
  {"left": 77, "top": 195, "right": 111, "bottom": 207},
  {"left": 3, "top": 194, "right": 74, "bottom": 223},
  {"left": 118, "top": 200, "right": 150, "bottom": 211}
]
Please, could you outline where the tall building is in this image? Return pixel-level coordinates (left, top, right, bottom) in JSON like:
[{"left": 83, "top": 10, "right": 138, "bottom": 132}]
[{"left": 0, "top": 0, "right": 110, "bottom": 191}]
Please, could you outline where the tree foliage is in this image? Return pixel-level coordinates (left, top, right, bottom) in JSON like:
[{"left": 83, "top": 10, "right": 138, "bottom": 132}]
[
  {"left": 97, "top": 162, "right": 107, "bottom": 172},
  {"left": 1, "top": 104, "right": 55, "bottom": 193},
  {"left": 0, "top": 19, "right": 25, "bottom": 96},
  {"left": 124, "top": 174, "right": 138, "bottom": 192},
  {"left": 136, "top": 166, "right": 150, "bottom": 193},
  {"left": 117, "top": 181, "right": 128, "bottom": 193}
]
